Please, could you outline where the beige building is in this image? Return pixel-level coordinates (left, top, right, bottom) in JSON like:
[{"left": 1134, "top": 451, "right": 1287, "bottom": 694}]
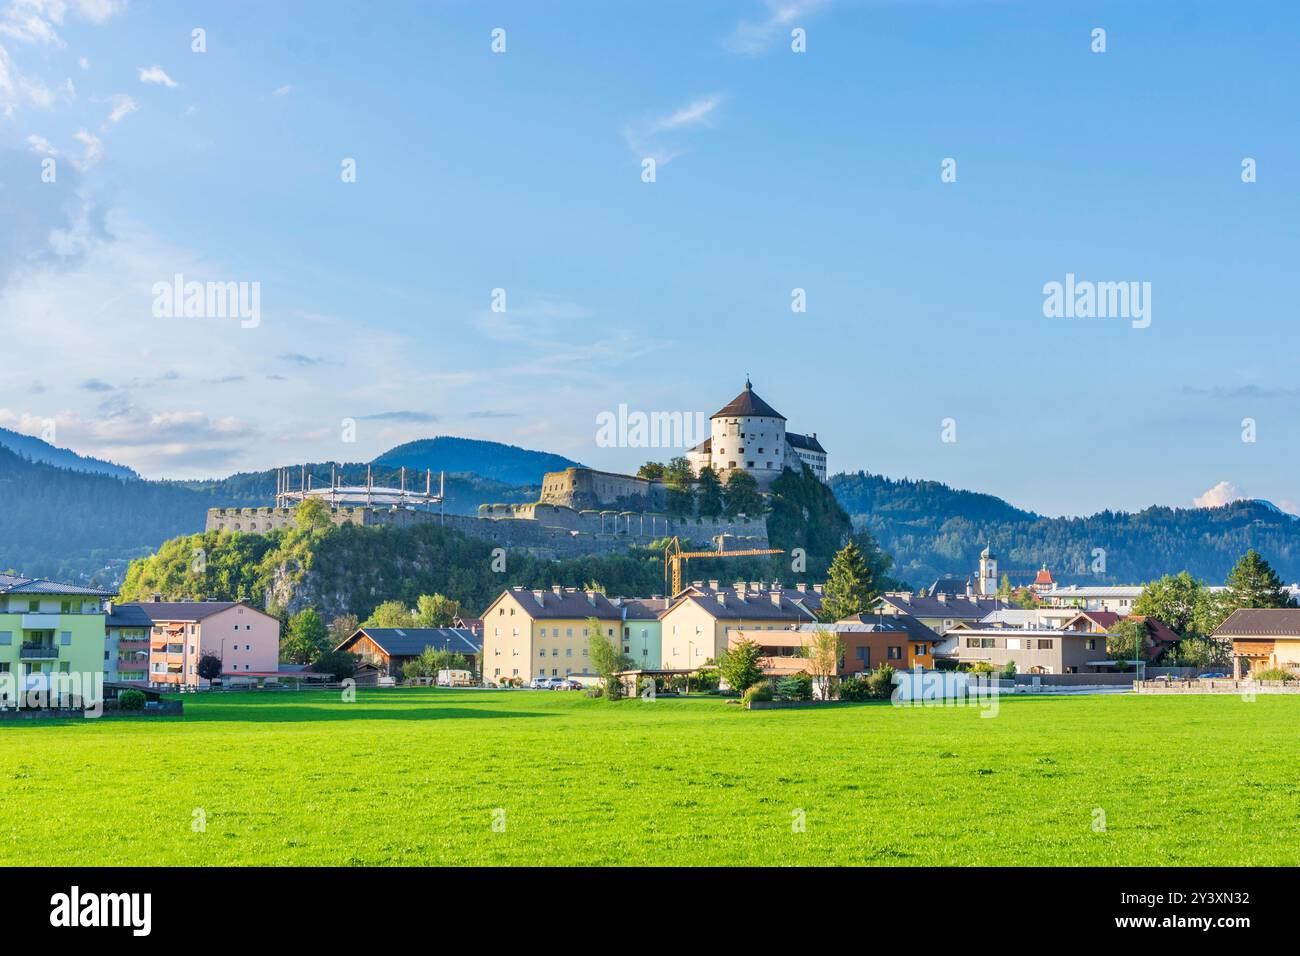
[
  {"left": 480, "top": 587, "right": 654, "bottom": 684},
  {"left": 687, "top": 379, "right": 827, "bottom": 487},
  {"left": 659, "top": 582, "right": 819, "bottom": 665}
]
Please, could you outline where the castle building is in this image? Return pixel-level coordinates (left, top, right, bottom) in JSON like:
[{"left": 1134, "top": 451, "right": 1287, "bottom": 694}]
[{"left": 686, "top": 379, "right": 827, "bottom": 486}]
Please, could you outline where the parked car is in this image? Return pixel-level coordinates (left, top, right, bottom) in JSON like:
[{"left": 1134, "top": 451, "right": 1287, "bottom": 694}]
[
  {"left": 528, "top": 677, "right": 550, "bottom": 689},
  {"left": 553, "top": 678, "right": 583, "bottom": 690},
  {"left": 1197, "top": 672, "right": 1228, "bottom": 679}
]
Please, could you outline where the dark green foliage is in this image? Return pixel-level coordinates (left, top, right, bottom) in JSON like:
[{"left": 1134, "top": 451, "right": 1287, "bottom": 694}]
[
  {"left": 717, "top": 638, "right": 766, "bottom": 693},
  {"left": 197, "top": 654, "right": 224, "bottom": 682},
  {"left": 722, "top": 470, "right": 763, "bottom": 517},
  {"left": 311, "top": 650, "right": 358, "bottom": 681},
  {"left": 776, "top": 672, "right": 813, "bottom": 701},
  {"left": 838, "top": 674, "right": 872, "bottom": 702},
  {"left": 695, "top": 466, "right": 723, "bottom": 518},
  {"left": 765, "top": 465, "right": 854, "bottom": 580},
  {"left": 741, "top": 680, "right": 774, "bottom": 708},
  {"left": 866, "top": 663, "right": 896, "bottom": 699},
  {"left": 283, "top": 609, "right": 330, "bottom": 664},
  {"left": 833, "top": 471, "right": 1300, "bottom": 588},
  {"left": 117, "top": 689, "right": 146, "bottom": 711},
  {"left": 819, "top": 541, "right": 875, "bottom": 622},
  {"left": 1225, "top": 549, "right": 1293, "bottom": 610}
]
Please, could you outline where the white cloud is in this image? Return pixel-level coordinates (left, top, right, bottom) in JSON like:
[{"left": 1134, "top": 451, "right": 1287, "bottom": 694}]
[
  {"left": 272, "top": 84, "right": 294, "bottom": 96},
  {"left": 104, "top": 92, "right": 136, "bottom": 123},
  {"left": 77, "top": 54, "right": 88, "bottom": 70},
  {"left": 1193, "top": 481, "right": 1247, "bottom": 509},
  {"left": 623, "top": 93, "right": 725, "bottom": 166},
  {"left": 72, "top": 127, "right": 101, "bottom": 168},
  {"left": 25, "top": 132, "right": 55, "bottom": 154},
  {"left": 72, "top": 0, "right": 127, "bottom": 25},
  {"left": 726, "top": 0, "right": 829, "bottom": 55},
  {"left": 138, "top": 64, "right": 176, "bottom": 87}
]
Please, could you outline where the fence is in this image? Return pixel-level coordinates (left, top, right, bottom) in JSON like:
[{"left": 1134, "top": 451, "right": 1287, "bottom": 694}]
[{"left": 1136, "top": 678, "right": 1300, "bottom": 695}]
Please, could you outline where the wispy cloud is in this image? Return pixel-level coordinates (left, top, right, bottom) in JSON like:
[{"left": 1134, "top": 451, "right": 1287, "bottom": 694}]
[
  {"left": 622, "top": 93, "right": 724, "bottom": 166},
  {"left": 358, "top": 410, "right": 438, "bottom": 423},
  {"left": 138, "top": 65, "right": 176, "bottom": 87},
  {"left": 104, "top": 93, "right": 137, "bottom": 124},
  {"left": 278, "top": 352, "right": 326, "bottom": 367},
  {"left": 726, "top": 0, "right": 830, "bottom": 56},
  {"left": 272, "top": 84, "right": 295, "bottom": 97}
]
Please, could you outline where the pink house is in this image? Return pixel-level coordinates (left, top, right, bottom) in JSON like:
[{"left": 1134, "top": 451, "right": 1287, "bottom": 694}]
[{"left": 128, "top": 600, "right": 281, "bottom": 689}]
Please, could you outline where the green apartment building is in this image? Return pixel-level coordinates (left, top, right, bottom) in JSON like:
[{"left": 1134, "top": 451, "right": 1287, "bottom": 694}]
[{"left": 0, "top": 574, "right": 113, "bottom": 703}]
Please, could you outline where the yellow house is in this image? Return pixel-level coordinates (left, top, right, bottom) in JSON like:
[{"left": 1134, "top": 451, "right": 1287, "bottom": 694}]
[
  {"left": 1213, "top": 608, "right": 1300, "bottom": 678},
  {"left": 480, "top": 586, "right": 639, "bottom": 684},
  {"left": 659, "top": 583, "right": 819, "bottom": 667}
]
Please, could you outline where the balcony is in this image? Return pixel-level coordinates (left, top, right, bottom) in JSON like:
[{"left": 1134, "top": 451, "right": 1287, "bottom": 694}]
[{"left": 20, "top": 644, "right": 59, "bottom": 660}]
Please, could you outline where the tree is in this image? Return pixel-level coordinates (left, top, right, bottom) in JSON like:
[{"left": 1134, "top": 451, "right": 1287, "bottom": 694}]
[
  {"left": 717, "top": 637, "right": 766, "bottom": 693},
  {"left": 586, "top": 616, "right": 632, "bottom": 696},
  {"left": 800, "top": 628, "right": 843, "bottom": 700},
  {"left": 197, "top": 652, "right": 224, "bottom": 683},
  {"left": 997, "top": 573, "right": 1013, "bottom": 600},
  {"left": 1225, "top": 549, "right": 1292, "bottom": 610},
  {"left": 312, "top": 649, "right": 358, "bottom": 681},
  {"left": 295, "top": 497, "right": 332, "bottom": 533},
  {"left": 1108, "top": 618, "right": 1148, "bottom": 663},
  {"left": 363, "top": 600, "right": 415, "bottom": 628},
  {"left": 664, "top": 455, "right": 695, "bottom": 517},
  {"left": 636, "top": 462, "right": 667, "bottom": 481},
  {"left": 722, "top": 470, "right": 762, "bottom": 517},
  {"left": 328, "top": 613, "right": 358, "bottom": 647},
  {"left": 414, "top": 593, "right": 461, "bottom": 628},
  {"left": 283, "top": 608, "right": 330, "bottom": 664},
  {"left": 820, "top": 541, "right": 875, "bottom": 622},
  {"left": 1134, "top": 572, "right": 1205, "bottom": 636},
  {"left": 695, "top": 466, "right": 723, "bottom": 518}
]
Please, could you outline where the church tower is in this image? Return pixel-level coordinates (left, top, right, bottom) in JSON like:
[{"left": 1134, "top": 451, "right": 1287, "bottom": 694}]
[{"left": 978, "top": 544, "right": 998, "bottom": 597}]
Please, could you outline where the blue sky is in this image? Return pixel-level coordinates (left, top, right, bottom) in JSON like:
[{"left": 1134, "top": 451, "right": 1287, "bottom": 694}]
[{"left": 1, "top": 0, "right": 1298, "bottom": 518}]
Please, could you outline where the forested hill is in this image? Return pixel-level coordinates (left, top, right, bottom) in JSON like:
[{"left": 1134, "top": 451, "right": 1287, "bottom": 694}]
[
  {"left": 831, "top": 471, "right": 1300, "bottom": 588},
  {"left": 0, "top": 447, "right": 534, "bottom": 585},
  {"left": 373, "top": 436, "right": 582, "bottom": 486},
  {"left": 0, "top": 426, "right": 137, "bottom": 479}
]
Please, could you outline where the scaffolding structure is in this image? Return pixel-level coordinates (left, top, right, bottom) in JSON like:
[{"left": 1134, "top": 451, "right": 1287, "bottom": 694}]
[{"left": 274, "top": 464, "right": 445, "bottom": 515}]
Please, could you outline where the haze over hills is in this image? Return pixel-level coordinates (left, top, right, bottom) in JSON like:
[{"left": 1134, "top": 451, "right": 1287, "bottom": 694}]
[
  {"left": 2, "top": 430, "right": 1299, "bottom": 593},
  {"left": 0, "top": 427, "right": 138, "bottom": 480}
]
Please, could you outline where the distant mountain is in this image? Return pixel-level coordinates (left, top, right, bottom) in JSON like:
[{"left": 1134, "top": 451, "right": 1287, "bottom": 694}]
[
  {"left": 0, "top": 427, "right": 137, "bottom": 479},
  {"left": 373, "top": 436, "right": 582, "bottom": 486},
  {"left": 0, "top": 448, "right": 535, "bottom": 585},
  {"left": 832, "top": 471, "right": 1300, "bottom": 589}
]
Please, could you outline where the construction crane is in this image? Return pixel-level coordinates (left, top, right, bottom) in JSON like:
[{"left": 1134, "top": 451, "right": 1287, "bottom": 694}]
[{"left": 662, "top": 535, "right": 784, "bottom": 598}]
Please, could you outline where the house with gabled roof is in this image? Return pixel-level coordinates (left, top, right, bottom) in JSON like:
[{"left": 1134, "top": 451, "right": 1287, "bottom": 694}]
[{"left": 335, "top": 626, "right": 481, "bottom": 677}]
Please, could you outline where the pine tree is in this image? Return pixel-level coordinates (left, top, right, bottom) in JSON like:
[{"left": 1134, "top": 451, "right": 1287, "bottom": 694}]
[
  {"left": 695, "top": 466, "right": 723, "bottom": 518},
  {"left": 820, "top": 541, "right": 875, "bottom": 622},
  {"left": 1225, "top": 549, "right": 1292, "bottom": 609}
]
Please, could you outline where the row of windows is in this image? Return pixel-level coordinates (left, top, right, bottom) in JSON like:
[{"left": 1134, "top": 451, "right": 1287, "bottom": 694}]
[{"left": 966, "top": 637, "right": 1055, "bottom": 650}]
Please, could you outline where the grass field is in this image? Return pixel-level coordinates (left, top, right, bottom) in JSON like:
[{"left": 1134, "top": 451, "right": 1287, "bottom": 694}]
[{"left": 1, "top": 688, "right": 1296, "bottom": 866}]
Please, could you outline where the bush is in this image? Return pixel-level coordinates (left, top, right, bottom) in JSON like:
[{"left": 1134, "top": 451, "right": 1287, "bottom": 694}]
[
  {"left": 866, "top": 663, "right": 896, "bottom": 699},
  {"left": 584, "top": 685, "right": 605, "bottom": 699},
  {"left": 118, "top": 689, "right": 146, "bottom": 711},
  {"left": 838, "top": 673, "right": 871, "bottom": 701},
  {"left": 741, "top": 680, "right": 774, "bottom": 709},
  {"left": 605, "top": 676, "right": 626, "bottom": 701},
  {"left": 999, "top": 660, "right": 1017, "bottom": 679},
  {"left": 692, "top": 666, "right": 720, "bottom": 692},
  {"left": 1253, "top": 667, "right": 1296, "bottom": 682},
  {"left": 776, "top": 671, "right": 813, "bottom": 701},
  {"left": 968, "top": 661, "right": 995, "bottom": 675}
]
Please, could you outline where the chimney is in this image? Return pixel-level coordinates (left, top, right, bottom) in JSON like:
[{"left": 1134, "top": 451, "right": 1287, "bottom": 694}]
[
  {"left": 586, "top": 590, "right": 597, "bottom": 606},
  {"left": 812, "top": 584, "right": 823, "bottom": 595},
  {"left": 552, "top": 584, "right": 563, "bottom": 595},
  {"left": 770, "top": 592, "right": 782, "bottom": 606},
  {"left": 734, "top": 581, "right": 746, "bottom": 595},
  {"left": 151, "top": 593, "right": 162, "bottom": 603},
  {"left": 533, "top": 589, "right": 546, "bottom": 604},
  {"left": 708, "top": 580, "right": 719, "bottom": 590},
  {"left": 716, "top": 592, "right": 727, "bottom": 606},
  {"left": 937, "top": 594, "right": 947, "bottom": 604},
  {"left": 749, "top": 581, "right": 761, "bottom": 592},
  {"left": 795, "top": 583, "right": 807, "bottom": 593}
]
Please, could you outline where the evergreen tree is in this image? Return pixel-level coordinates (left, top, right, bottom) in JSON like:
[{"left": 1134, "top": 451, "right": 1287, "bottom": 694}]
[
  {"left": 283, "top": 607, "right": 330, "bottom": 663},
  {"left": 722, "top": 470, "right": 762, "bottom": 517},
  {"left": 695, "top": 466, "right": 724, "bottom": 518},
  {"left": 664, "top": 456, "right": 696, "bottom": 517},
  {"left": 1225, "top": 549, "right": 1292, "bottom": 610},
  {"left": 820, "top": 541, "right": 876, "bottom": 622}
]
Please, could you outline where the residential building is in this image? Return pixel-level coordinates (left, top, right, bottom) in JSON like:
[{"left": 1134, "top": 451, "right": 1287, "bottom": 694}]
[
  {"left": 731, "top": 615, "right": 938, "bottom": 680},
  {"left": 1213, "top": 609, "right": 1300, "bottom": 678},
  {"left": 872, "top": 590, "right": 1006, "bottom": 635},
  {"left": 480, "top": 586, "right": 627, "bottom": 684},
  {"left": 128, "top": 600, "right": 280, "bottom": 689},
  {"left": 335, "top": 626, "right": 481, "bottom": 676},
  {"left": 686, "top": 379, "right": 828, "bottom": 486},
  {"left": 0, "top": 574, "right": 112, "bottom": 702},
  {"left": 619, "top": 598, "right": 665, "bottom": 669},
  {"left": 104, "top": 602, "right": 152, "bottom": 683},
  {"left": 659, "top": 582, "right": 819, "bottom": 665},
  {"left": 1041, "top": 585, "right": 1144, "bottom": 613},
  {"left": 943, "top": 625, "right": 1104, "bottom": 674}
]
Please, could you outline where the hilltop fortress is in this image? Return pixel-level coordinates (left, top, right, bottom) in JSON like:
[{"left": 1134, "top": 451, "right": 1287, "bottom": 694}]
[{"left": 206, "top": 381, "right": 825, "bottom": 559}]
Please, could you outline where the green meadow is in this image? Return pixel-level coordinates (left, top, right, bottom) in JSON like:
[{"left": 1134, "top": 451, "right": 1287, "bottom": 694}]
[{"left": 1, "top": 689, "right": 1296, "bottom": 866}]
